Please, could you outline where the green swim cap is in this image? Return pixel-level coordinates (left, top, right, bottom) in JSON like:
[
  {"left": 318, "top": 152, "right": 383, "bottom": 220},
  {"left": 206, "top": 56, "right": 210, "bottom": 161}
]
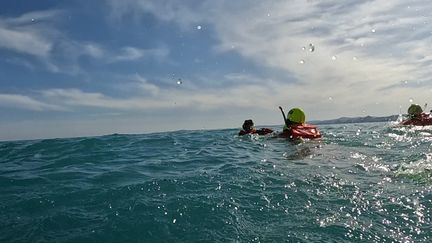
[
  {"left": 408, "top": 104, "right": 422, "bottom": 116},
  {"left": 288, "top": 108, "right": 305, "bottom": 124}
]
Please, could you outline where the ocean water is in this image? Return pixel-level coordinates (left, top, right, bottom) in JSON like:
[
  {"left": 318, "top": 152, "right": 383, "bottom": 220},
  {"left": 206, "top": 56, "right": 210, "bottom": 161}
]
[{"left": 1, "top": 122, "right": 432, "bottom": 242}]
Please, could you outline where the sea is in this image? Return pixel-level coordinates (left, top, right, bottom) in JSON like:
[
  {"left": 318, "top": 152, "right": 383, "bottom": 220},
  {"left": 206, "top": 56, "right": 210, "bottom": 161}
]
[{"left": 1, "top": 122, "right": 432, "bottom": 242}]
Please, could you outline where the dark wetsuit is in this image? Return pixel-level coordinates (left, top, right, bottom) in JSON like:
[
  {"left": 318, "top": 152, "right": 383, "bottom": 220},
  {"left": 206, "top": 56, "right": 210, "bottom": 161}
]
[{"left": 238, "top": 128, "right": 273, "bottom": 136}]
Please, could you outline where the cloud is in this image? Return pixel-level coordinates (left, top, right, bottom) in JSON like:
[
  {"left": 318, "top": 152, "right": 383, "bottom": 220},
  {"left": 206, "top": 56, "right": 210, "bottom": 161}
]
[
  {"left": 2, "top": 0, "right": 432, "bottom": 124},
  {"left": 0, "top": 94, "right": 65, "bottom": 111},
  {"left": 2, "top": 9, "right": 64, "bottom": 25},
  {"left": 0, "top": 9, "right": 169, "bottom": 74},
  {"left": 109, "top": 46, "right": 170, "bottom": 63},
  {"left": 105, "top": 0, "right": 432, "bottom": 118},
  {"left": 4, "top": 57, "right": 36, "bottom": 70},
  {"left": 0, "top": 20, "right": 53, "bottom": 58},
  {"left": 130, "top": 74, "right": 161, "bottom": 96},
  {"left": 0, "top": 10, "right": 76, "bottom": 72},
  {"left": 107, "top": 0, "right": 202, "bottom": 29},
  {"left": 34, "top": 78, "right": 280, "bottom": 112},
  {"left": 41, "top": 88, "right": 169, "bottom": 110}
]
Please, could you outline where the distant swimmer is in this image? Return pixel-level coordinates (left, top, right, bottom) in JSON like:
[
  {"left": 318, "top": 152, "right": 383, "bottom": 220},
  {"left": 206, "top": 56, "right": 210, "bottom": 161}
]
[
  {"left": 238, "top": 119, "right": 273, "bottom": 136},
  {"left": 278, "top": 106, "right": 321, "bottom": 139},
  {"left": 399, "top": 103, "right": 432, "bottom": 126}
]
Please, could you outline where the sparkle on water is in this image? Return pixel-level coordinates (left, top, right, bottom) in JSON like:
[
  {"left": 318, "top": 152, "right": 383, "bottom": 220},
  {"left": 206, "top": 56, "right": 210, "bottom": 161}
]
[{"left": 2, "top": 123, "right": 432, "bottom": 242}]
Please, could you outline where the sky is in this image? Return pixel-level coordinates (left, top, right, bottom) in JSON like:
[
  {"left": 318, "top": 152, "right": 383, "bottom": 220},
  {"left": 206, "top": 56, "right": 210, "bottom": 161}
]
[{"left": 1, "top": 0, "right": 432, "bottom": 141}]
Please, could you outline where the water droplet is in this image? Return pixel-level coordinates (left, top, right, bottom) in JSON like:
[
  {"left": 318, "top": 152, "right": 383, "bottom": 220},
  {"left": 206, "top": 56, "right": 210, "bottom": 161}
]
[
  {"left": 353, "top": 56, "right": 358, "bottom": 61},
  {"left": 328, "top": 96, "right": 333, "bottom": 101},
  {"left": 301, "top": 46, "right": 306, "bottom": 51},
  {"left": 197, "top": 25, "right": 202, "bottom": 30},
  {"left": 267, "top": 13, "right": 271, "bottom": 17},
  {"left": 371, "top": 28, "right": 376, "bottom": 33},
  {"left": 331, "top": 56, "right": 337, "bottom": 60},
  {"left": 173, "top": 219, "right": 176, "bottom": 223},
  {"left": 409, "top": 98, "right": 414, "bottom": 103},
  {"left": 176, "top": 79, "right": 182, "bottom": 85},
  {"left": 308, "top": 43, "right": 315, "bottom": 52},
  {"left": 31, "top": 18, "right": 35, "bottom": 22},
  {"left": 299, "top": 60, "right": 305, "bottom": 64}
]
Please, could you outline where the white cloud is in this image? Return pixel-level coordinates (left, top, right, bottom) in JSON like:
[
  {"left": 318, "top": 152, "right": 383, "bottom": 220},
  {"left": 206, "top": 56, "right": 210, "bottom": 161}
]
[
  {"left": 0, "top": 9, "right": 169, "bottom": 74},
  {"left": 83, "top": 44, "right": 105, "bottom": 59},
  {"left": 0, "top": 24, "right": 52, "bottom": 58},
  {"left": 41, "top": 88, "right": 169, "bottom": 110},
  {"left": 107, "top": 0, "right": 432, "bottom": 118},
  {"left": 130, "top": 74, "right": 161, "bottom": 96},
  {"left": 3, "top": 9, "right": 64, "bottom": 25},
  {"left": 4, "top": 57, "right": 36, "bottom": 70},
  {"left": 110, "top": 46, "right": 169, "bottom": 63},
  {"left": 0, "top": 10, "right": 65, "bottom": 58},
  {"left": 0, "top": 94, "right": 65, "bottom": 111},
  {"left": 107, "top": 0, "right": 202, "bottom": 29},
  {"left": 112, "top": 47, "right": 145, "bottom": 62},
  {"left": 2, "top": 0, "right": 432, "bottom": 131},
  {"left": 35, "top": 83, "right": 278, "bottom": 112}
]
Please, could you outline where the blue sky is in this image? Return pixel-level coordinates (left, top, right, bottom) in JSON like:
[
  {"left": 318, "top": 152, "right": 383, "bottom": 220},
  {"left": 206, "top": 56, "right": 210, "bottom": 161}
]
[{"left": 1, "top": 0, "right": 431, "bottom": 140}]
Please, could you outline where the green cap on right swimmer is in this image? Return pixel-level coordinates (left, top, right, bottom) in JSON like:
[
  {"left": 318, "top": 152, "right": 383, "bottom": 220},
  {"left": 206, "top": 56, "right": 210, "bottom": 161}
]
[
  {"left": 287, "top": 108, "right": 305, "bottom": 124},
  {"left": 407, "top": 104, "right": 422, "bottom": 117}
]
